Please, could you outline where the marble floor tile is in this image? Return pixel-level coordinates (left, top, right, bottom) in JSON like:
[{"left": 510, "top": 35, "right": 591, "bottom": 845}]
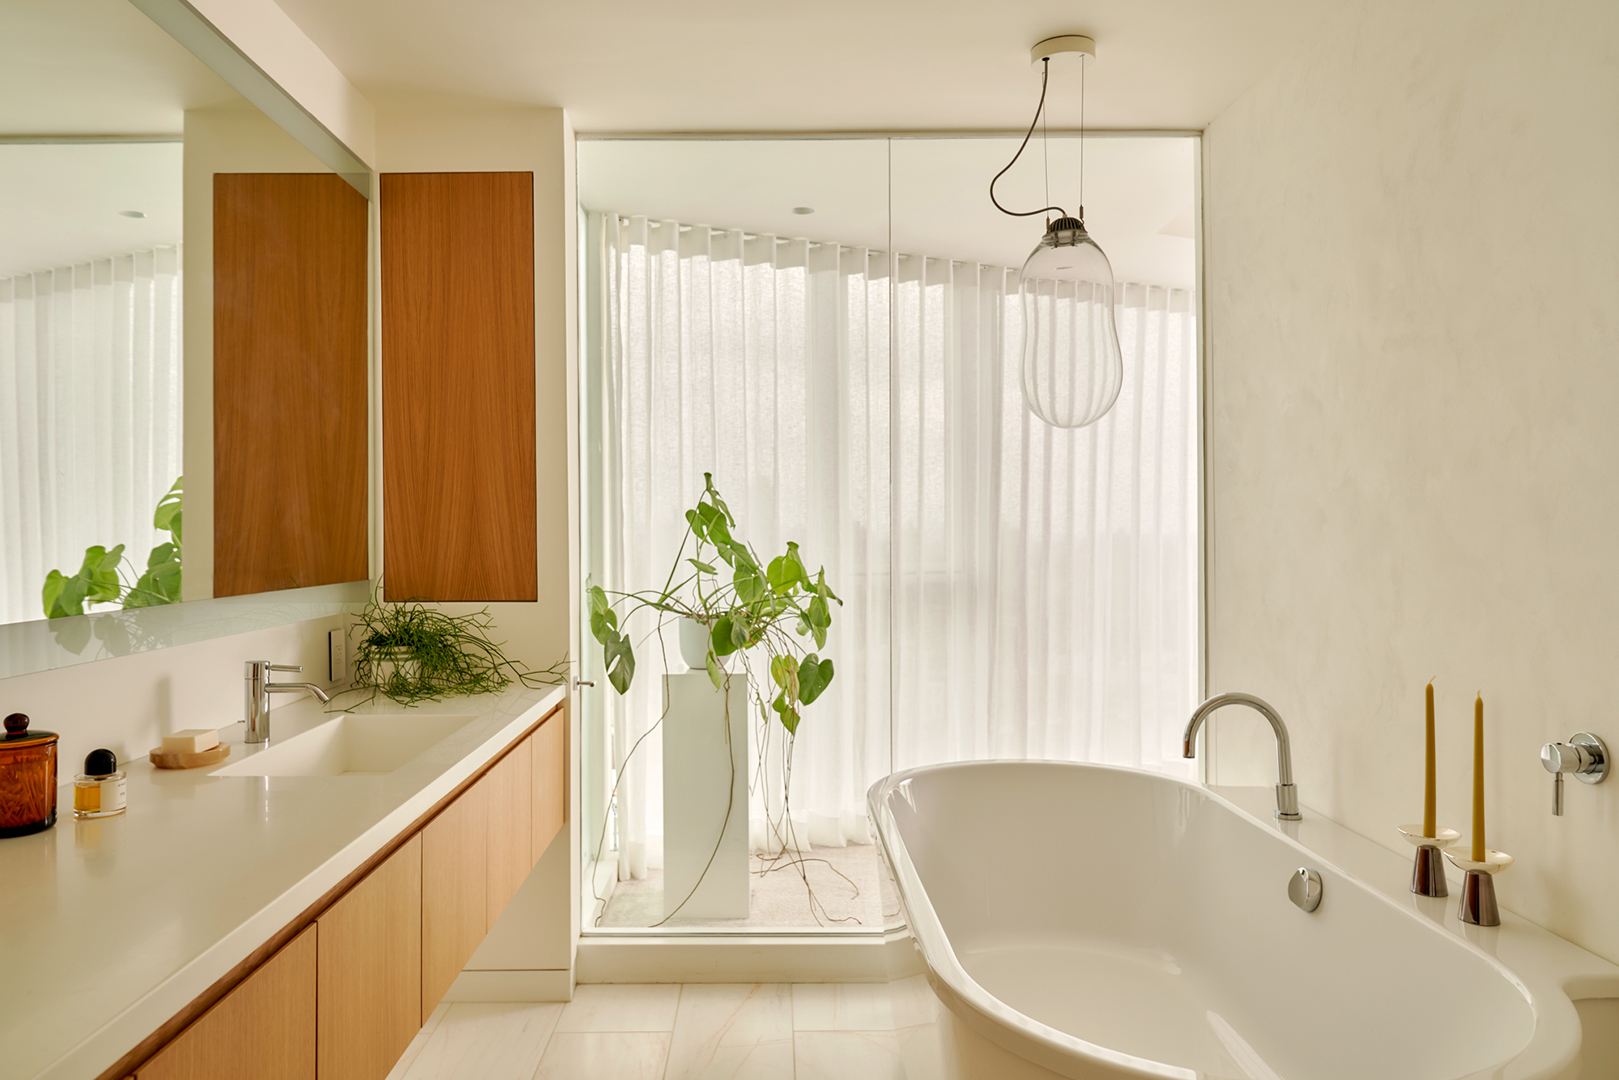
[
  {"left": 791, "top": 982, "right": 895, "bottom": 1032},
  {"left": 887, "top": 974, "right": 943, "bottom": 1031},
  {"left": 535, "top": 1032, "right": 672, "bottom": 1080},
  {"left": 556, "top": 982, "right": 683, "bottom": 1033},
  {"left": 665, "top": 983, "right": 795, "bottom": 1079},
  {"left": 386, "top": 1002, "right": 451, "bottom": 1080},
  {"left": 395, "top": 1002, "right": 563, "bottom": 1079},
  {"left": 793, "top": 1031, "right": 905, "bottom": 1080}
]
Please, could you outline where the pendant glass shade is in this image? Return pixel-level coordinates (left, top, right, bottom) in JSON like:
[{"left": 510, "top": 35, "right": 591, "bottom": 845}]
[{"left": 1018, "top": 217, "right": 1123, "bottom": 429}]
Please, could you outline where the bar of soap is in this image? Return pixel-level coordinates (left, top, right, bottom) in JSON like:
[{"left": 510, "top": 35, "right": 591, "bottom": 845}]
[{"left": 162, "top": 728, "right": 219, "bottom": 754}]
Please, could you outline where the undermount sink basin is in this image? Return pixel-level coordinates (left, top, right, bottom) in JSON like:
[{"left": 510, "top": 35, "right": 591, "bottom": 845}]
[{"left": 215, "top": 714, "right": 475, "bottom": 777}]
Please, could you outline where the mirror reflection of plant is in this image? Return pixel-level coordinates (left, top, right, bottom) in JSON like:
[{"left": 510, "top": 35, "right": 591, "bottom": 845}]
[
  {"left": 586, "top": 473, "right": 850, "bottom": 927},
  {"left": 334, "top": 581, "right": 566, "bottom": 708},
  {"left": 41, "top": 477, "right": 183, "bottom": 618}
]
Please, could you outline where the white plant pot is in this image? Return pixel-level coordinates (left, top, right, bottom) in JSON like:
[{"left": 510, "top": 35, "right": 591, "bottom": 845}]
[
  {"left": 678, "top": 617, "right": 712, "bottom": 671},
  {"left": 369, "top": 646, "right": 421, "bottom": 686}
]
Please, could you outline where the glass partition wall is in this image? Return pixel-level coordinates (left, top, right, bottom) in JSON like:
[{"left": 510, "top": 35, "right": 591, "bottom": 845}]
[{"left": 577, "top": 134, "right": 1200, "bottom": 936}]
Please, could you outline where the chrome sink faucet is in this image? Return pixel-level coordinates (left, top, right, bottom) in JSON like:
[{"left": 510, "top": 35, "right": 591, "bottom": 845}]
[
  {"left": 245, "top": 660, "right": 332, "bottom": 744},
  {"left": 1183, "top": 692, "right": 1302, "bottom": 821}
]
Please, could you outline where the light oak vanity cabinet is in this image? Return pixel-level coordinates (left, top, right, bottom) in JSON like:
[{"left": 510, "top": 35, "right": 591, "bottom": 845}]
[
  {"left": 316, "top": 836, "right": 422, "bottom": 1080},
  {"left": 117, "top": 705, "right": 564, "bottom": 1080},
  {"left": 136, "top": 926, "right": 317, "bottom": 1080}
]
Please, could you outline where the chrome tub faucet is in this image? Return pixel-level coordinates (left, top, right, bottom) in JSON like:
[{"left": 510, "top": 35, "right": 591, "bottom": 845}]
[
  {"left": 244, "top": 660, "right": 331, "bottom": 744},
  {"left": 1183, "top": 692, "right": 1302, "bottom": 821}
]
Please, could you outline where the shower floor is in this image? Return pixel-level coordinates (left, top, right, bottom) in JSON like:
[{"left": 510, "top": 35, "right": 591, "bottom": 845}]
[{"left": 595, "top": 842, "right": 898, "bottom": 930}]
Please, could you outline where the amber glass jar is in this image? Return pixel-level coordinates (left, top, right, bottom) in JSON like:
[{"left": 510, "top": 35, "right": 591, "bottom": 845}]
[{"left": 0, "top": 713, "right": 59, "bottom": 838}]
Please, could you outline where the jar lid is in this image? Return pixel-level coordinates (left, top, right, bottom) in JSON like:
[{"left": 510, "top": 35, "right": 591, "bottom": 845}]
[{"left": 1, "top": 713, "right": 59, "bottom": 749}]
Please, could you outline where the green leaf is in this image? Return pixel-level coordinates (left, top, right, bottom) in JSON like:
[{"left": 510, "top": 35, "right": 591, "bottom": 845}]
[
  {"left": 589, "top": 606, "right": 618, "bottom": 644},
  {"left": 771, "top": 690, "right": 800, "bottom": 735},
  {"left": 687, "top": 558, "right": 717, "bottom": 574},
  {"left": 42, "top": 570, "right": 72, "bottom": 618},
  {"left": 710, "top": 616, "right": 739, "bottom": 656},
  {"left": 153, "top": 476, "right": 183, "bottom": 543},
  {"left": 798, "top": 654, "right": 834, "bottom": 705},
  {"left": 734, "top": 564, "right": 765, "bottom": 604},
  {"left": 603, "top": 631, "right": 636, "bottom": 694},
  {"left": 588, "top": 584, "right": 612, "bottom": 616},
  {"left": 705, "top": 649, "right": 723, "bottom": 690}
]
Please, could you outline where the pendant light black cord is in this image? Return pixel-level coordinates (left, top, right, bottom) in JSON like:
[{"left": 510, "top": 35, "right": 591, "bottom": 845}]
[{"left": 990, "top": 57, "right": 1067, "bottom": 221}]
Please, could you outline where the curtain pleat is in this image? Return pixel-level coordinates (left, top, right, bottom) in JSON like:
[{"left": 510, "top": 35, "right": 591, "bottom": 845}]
[
  {"left": 0, "top": 247, "right": 182, "bottom": 624},
  {"left": 600, "top": 212, "right": 1197, "bottom": 879}
]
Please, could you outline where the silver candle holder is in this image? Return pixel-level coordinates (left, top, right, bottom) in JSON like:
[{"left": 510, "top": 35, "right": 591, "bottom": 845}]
[
  {"left": 1396, "top": 824, "right": 1458, "bottom": 898},
  {"left": 1443, "top": 848, "right": 1514, "bottom": 926}
]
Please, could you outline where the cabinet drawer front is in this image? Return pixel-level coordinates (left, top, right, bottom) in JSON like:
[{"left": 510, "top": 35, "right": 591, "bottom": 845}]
[
  {"left": 487, "top": 743, "right": 533, "bottom": 924},
  {"left": 421, "top": 778, "right": 489, "bottom": 1018},
  {"left": 138, "top": 925, "right": 316, "bottom": 1080},
  {"left": 532, "top": 707, "right": 565, "bottom": 864},
  {"left": 316, "top": 834, "right": 422, "bottom": 1080}
]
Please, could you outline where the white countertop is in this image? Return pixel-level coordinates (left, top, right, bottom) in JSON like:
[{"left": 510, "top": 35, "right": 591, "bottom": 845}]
[
  {"left": 0, "top": 683, "right": 566, "bottom": 1080},
  {"left": 1213, "top": 785, "right": 1619, "bottom": 1080}
]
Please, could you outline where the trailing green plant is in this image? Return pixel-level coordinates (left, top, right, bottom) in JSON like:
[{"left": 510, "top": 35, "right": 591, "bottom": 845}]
[
  {"left": 586, "top": 473, "right": 851, "bottom": 927},
  {"left": 42, "top": 477, "right": 183, "bottom": 617},
  {"left": 587, "top": 472, "right": 840, "bottom": 734},
  {"left": 339, "top": 582, "right": 566, "bottom": 707}
]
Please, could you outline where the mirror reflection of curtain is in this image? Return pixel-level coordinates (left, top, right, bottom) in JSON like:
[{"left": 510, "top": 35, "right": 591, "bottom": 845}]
[
  {"left": 0, "top": 246, "right": 183, "bottom": 623},
  {"left": 598, "top": 212, "right": 1196, "bottom": 882}
]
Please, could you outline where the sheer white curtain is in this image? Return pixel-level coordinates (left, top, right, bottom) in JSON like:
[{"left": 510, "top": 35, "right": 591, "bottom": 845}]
[
  {"left": 0, "top": 247, "right": 183, "bottom": 624},
  {"left": 598, "top": 213, "right": 1196, "bottom": 880}
]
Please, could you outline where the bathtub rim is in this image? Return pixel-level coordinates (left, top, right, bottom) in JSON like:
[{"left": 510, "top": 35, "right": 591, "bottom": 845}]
[{"left": 867, "top": 758, "right": 1557, "bottom": 1080}]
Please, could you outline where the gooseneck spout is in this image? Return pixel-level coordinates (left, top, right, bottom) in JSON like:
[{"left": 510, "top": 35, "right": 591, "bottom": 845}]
[{"left": 1183, "top": 692, "right": 1301, "bottom": 821}]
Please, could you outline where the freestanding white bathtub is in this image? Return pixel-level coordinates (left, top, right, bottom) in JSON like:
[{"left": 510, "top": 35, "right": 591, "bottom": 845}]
[{"left": 868, "top": 761, "right": 1606, "bottom": 1080}]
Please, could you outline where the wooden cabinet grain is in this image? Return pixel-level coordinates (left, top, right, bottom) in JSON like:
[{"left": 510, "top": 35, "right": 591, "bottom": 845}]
[
  {"left": 380, "top": 171, "right": 536, "bottom": 602},
  {"left": 136, "top": 925, "right": 316, "bottom": 1080},
  {"left": 420, "top": 777, "right": 488, "bottom": 1020},
  {"left": 532, "top": 708, "right": 564, "bottom": 865},
  {"left": 485, "top": 742, "right": 532, "bottom": 924},
  {"left": 316, "top": 835, "right": 422, "bottom": 1080}
]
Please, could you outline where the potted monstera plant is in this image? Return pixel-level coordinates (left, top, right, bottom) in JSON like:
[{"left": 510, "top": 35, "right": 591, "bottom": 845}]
[
  {"left": 587, "top": 472, "right": 839, "bottom": 735},
  {"left": 586, "top": 473, "right": 841, "bottom": 924}
]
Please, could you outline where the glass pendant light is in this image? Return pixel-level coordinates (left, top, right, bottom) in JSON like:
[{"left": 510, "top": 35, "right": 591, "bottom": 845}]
[{"left": 991, "top": 36, "right": 1123, "bottom": 429}]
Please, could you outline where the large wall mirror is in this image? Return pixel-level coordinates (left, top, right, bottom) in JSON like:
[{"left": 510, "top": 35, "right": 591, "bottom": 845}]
[{"left": 0, "top": 0, "right": 372, "bottom": 676}]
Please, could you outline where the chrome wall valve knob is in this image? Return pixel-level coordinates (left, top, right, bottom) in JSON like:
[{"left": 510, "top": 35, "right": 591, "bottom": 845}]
[{"left": 1540, "top": 732, "right": 1608, "bottom": 816}]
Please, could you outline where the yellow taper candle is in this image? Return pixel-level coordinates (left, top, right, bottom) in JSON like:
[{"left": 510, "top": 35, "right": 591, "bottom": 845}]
[
  {"left": 1423, "top": 680, "right": 1436, "bottom": 838},
  {"left": 1471, "top": 693, "right": 1486, "bottom": 862}
]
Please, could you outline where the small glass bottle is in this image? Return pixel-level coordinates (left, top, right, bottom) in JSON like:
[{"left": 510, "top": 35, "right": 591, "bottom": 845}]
[{"left": 73, "top": 748, "right": 126, "bottom": 819}]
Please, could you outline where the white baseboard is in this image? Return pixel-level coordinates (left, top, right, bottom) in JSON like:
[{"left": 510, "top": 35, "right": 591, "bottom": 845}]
[
  {"left": 576, "top": 928, "right": 923, "bottom": 984},
  {"left": 444, "top": 967, "right": 575, "bottom": 1002}
]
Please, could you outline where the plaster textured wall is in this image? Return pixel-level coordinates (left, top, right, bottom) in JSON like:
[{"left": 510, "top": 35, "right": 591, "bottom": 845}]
[{"left": 1204, "top": 0, "right": 1619, "bottom": 962}]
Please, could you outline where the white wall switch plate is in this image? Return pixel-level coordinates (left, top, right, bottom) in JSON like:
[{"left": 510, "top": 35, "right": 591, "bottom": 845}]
[{"left": 328, "top": 627, "right": 348, "bottom": 685}]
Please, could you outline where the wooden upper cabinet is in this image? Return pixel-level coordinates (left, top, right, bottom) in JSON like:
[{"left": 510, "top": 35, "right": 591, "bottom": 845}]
[
  {"left": 316, "top": 834, "right": 422, "bottom": 1080},
  {"left": 213, "top": 173, "right": 368, "bottom": 598},
  {"left": 420, "top": 775, "right": 489, "bottom": 1019},
  {"left": 137, "top": 924, "right": 316, "bottom": 1080},
  {"left": 532, "top": 707, "right": 565, "bottom": 865},
  {"left": 486, "top": 743, "right": 532, "bottom": 925},
  {"left": 380, "top": 172, "right": 537, "bottom": 602}
]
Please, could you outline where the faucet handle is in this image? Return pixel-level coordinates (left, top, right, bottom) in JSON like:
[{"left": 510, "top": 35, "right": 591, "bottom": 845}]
[
  {"left": 267, "top": 664, "right": 303, "bottom": 674},
  {"left": 1540, "top": 732, "right": 1608, "bottom": 816}
]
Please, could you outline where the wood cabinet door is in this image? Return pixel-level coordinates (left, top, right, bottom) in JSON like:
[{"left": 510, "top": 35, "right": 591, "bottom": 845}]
[
  {"left": 531, "top": 707, "right": 565, "bottom": 866},
  {"left": 421, "top": 777, "right": 488, "bottom": 1019},
  {"left": 316, "top": 834, "right": 422, "bottom": 1080},
  {"left": 380, "top": 171, "right": 536, "bottom": 602},
  {"left": 485, "top": 743, "right": 532, "bottom": 925},
  {"left": 213, "top": 173, "right": 368, "bottom": 598},
  {"left": 137, "top": 925, "right": 316, "bottom": 1080}
]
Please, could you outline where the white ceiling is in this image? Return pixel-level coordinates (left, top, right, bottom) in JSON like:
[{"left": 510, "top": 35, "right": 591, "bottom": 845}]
[
  {"left": 272, "top": 0, "right": 1342, "bottom": 133},
  {"left": 0, "top": 0, "right": 239, "bottom": 136},
  {"left": 0, "top": 144, "right": 184, "bottom": 279},
  {"left": 579, "top": 136, "right": 1195, "bottom": 288}
]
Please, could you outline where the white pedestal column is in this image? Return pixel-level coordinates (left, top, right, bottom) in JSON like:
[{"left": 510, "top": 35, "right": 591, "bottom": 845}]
[{"left": 661, "top": 671, "right": 750, "bottom": 919}]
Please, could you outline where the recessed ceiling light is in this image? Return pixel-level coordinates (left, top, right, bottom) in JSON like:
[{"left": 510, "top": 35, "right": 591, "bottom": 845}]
[
  {"left": 119, "top": 210, "right": 146, "bottom": 218},
  {"left": 792, "top": 206, "right": 815, "bottom": 215}
]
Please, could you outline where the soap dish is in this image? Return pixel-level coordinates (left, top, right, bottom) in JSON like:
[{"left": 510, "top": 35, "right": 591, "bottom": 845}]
[{"left": 149, "top": 745, "right": 230, "bottom": 770}]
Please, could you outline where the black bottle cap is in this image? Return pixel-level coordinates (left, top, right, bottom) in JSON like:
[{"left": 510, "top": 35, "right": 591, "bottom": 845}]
[{"left": 85, "top": 748, "right": 118, "bottom": 777}]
